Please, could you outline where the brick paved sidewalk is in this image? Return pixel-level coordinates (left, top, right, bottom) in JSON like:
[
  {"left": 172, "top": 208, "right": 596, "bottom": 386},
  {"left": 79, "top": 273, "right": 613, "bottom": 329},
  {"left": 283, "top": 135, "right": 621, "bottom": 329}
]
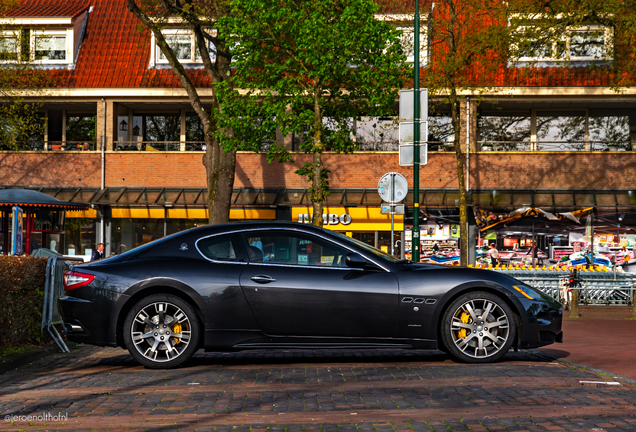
[
  {"left": 0, "top": 346, "right": 635, "bottom": 431},
  {"left": 537, "top": 306, "right": 636, "bottom": 382}
]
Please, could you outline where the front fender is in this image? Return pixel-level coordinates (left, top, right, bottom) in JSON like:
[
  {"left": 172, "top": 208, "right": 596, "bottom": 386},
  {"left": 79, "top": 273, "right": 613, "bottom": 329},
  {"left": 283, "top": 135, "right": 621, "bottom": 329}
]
[{"left": 427, "top": 281, "right": 527, "bottom": 343}]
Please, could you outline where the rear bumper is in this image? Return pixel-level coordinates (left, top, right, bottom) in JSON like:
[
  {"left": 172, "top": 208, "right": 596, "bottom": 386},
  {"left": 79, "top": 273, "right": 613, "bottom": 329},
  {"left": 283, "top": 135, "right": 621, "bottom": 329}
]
[{"left": 58, "top": 295, "right": 117, "bottom": 347}]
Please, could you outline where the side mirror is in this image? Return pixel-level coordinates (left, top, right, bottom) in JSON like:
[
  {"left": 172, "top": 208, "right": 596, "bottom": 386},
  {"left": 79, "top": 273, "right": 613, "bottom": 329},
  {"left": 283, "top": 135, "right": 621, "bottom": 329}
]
[{"left": 345, "top": 252, "right": 367, "bottom": 269}]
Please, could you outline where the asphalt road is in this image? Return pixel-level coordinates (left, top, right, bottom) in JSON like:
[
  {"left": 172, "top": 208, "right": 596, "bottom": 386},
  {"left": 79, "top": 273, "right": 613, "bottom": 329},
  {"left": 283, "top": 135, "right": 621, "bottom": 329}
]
[{"left": 0, "top": 345, "right": 634, "bottom": 431}]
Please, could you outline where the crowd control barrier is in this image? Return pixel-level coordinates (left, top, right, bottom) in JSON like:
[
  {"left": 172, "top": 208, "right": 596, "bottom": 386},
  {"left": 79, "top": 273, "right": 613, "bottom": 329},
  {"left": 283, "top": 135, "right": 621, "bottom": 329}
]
[
  {"left": 479, "top": 265, "right": 636, "bottom": 306},
  {"left": 42, "top": 256, "right": 70, "bottom": 353}
]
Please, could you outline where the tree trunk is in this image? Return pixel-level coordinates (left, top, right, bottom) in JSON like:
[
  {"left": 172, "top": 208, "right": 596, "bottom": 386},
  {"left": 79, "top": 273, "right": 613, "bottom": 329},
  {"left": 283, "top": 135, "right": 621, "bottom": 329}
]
[
  {"left": 203, "top": 134, "right": 236, "bottom": 225},
  {"left": 311, "top": 87, "right": 324, "bottom": 227},
  {"left": 451, "top": 95, "right": 468, "bottom": 267},
  {"left": 127, "top": 0, "right": 236, "bottom": 227}
]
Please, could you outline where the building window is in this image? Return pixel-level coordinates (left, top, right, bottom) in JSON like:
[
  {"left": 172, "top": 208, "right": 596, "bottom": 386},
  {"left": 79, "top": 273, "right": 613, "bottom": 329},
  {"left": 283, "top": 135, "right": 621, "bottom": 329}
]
[
  {"left": 516, "top": 25, "right": 612, "bottom": 62},
  {"left": 35, "top": 34, "right": 66, "bottom": 60},
  {"left": 0, "top": 33, "right": 19, "bottom": 61},
  {"left": 157, "top": 34, "right": 192, "bottom": 61},
  {"left": 153, "top": 29, "right": 216, "bottom": 65},
  {"left": 398, "top": 28, "right": 426, "bottom": 64}
]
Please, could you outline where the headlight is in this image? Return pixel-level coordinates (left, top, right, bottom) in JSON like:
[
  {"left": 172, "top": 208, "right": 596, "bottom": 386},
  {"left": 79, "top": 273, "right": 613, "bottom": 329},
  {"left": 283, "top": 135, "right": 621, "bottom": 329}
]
[{"left": 513, "top": 285, "right": 544, "bottom": 300}]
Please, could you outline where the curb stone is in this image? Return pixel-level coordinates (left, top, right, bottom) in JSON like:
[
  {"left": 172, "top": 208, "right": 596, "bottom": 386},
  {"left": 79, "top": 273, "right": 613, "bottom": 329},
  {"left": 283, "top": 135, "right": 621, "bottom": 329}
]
[
  {"left": 527, "top": 348, "right": 636, "bottom": 386},
  {"left": 0, "top": 345, "right": 61, "bottom": 375}
]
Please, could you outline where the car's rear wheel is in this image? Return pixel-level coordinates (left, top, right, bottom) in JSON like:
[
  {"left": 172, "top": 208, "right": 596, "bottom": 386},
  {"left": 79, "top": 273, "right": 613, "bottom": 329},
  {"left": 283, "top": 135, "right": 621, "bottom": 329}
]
[
  {"left": 123, "top": 294, "right": 200, "bottom": 369},
  {"left": 441, "top": 291, "right": 516, "bottom": 363}
]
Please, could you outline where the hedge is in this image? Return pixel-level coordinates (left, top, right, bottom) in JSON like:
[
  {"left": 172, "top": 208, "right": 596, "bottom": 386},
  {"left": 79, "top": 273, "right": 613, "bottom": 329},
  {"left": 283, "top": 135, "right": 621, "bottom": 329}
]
[{"left": 0, "top": 256, "right": 49, "bottom": 348}]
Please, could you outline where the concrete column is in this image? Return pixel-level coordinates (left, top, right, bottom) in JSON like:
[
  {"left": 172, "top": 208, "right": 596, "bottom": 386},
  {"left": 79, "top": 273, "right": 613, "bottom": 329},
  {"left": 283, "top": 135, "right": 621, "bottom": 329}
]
[
  {"left": 43, "top": 110, "right": 48, "bottom": 150},
  {"left": 459, "top": 98, "right": 478, "bottom": 152},
  {"left": 180, "top": 109, "right": 186, "bottom": 151},
  {"left": 96, "top": 100, "right": 118, "bottom": 151},
  {"left": 103, "top": 206, "right": 112, "bottom": 257},
  {"left": 531, "top": 108, "right": 537, "bottom": 151},
  {"left": 61, "top": 109, "right": 66, "bottom": 143},
  {"left": 468, "top": 207, "right": 477, "bottom": 265},
  {"left": 630, "top": 116, "right": 636, "bottom": 151},
  {"left": 127, "top": 111, "right": 133, "bottom": 143}
]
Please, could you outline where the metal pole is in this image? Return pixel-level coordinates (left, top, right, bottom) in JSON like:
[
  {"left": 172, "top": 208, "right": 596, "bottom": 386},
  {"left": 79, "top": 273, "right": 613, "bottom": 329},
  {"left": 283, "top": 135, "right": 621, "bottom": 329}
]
[
  {"left": 391, "top": 213, "right": 395, "bottom": 256},
  {"left": 412, "top": 0, "right": 421, "bottom": 263}
]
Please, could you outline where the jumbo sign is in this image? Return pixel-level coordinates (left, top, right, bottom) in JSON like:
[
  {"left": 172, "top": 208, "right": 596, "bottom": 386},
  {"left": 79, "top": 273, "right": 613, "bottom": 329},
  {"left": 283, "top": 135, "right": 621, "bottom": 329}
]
[
  {"left": 297, "top": 213, "right": 352, "bottom": 225},
  {"left": 291, "top": 207, "right": 404, "bottom": 232}
]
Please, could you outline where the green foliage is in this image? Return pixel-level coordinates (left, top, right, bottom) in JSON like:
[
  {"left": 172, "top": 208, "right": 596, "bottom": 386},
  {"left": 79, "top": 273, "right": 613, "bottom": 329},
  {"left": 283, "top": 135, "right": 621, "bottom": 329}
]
[
  {"left": 296, "top": 163, "right": 332, "bottom": 203},
  {"left": 0, "top": 256, "right": 49, "bottom": 348},
  {"left": 0, "top": 1, "right": 53, "bottom": 150},
  {"left": 220, "top": 0, "right": 407, "bottom": 218}
]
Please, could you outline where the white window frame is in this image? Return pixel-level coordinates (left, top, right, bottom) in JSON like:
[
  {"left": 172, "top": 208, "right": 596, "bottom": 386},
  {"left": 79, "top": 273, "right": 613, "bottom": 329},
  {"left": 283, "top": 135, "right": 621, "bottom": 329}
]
[
  {"left": 514, "top": 23, "right": 613, "bottom": 62},
  {"left": 374, "top": 14, "right": 429, "bottom": 66},
  {"left": 150, "top": 28, "right": 216, "bottom": 67},
  {"left": 397, "top": 27, "right": 427, "bottom": 65},
  {"left": 0, "top": 30, "right": 21, "bottom": 63},
  {"left": 31, "top": 28, "right": 73, "bottom": 64}
]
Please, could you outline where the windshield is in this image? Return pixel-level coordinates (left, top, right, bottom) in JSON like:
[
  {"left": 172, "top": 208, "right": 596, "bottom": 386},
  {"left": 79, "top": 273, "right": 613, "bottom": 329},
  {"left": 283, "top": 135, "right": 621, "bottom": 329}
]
[{"left": 331, "top": 231, "right": 400, "bottom": 263}]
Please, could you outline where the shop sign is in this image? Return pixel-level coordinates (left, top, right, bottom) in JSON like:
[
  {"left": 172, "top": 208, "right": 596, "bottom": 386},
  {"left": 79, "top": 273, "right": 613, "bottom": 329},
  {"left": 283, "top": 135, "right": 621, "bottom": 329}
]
[
  {"left": 297, "top": 213, "right": 352, "bottom": 225},
  {"left": 292, "top": 207, "right": 404, "bottom": 231}
]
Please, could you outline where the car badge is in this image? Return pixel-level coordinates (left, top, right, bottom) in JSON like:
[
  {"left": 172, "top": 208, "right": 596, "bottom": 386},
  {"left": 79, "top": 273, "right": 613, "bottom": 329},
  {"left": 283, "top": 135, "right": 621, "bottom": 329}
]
[{"left": 180, "top": 243, "right": 188, "bottom": 251}]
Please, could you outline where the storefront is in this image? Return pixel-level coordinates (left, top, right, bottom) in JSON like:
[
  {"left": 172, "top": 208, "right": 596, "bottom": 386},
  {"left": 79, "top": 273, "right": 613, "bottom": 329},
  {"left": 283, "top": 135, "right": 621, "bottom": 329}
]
[
  {"left": 0, "top": 189, "right": 89, "bottom": 256},
  {"left": 291, "top": 206, "right": 404, "bottom": 254}
]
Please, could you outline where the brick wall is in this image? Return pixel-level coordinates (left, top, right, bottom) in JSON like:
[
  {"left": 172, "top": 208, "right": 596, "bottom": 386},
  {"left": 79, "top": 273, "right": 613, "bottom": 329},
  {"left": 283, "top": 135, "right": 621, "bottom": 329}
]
[
  {"left": 2, "top": 151, "right": 635, "bottom": 191},
  {"left": 0, "top": 152, "right": 102, "bottom": 187}
]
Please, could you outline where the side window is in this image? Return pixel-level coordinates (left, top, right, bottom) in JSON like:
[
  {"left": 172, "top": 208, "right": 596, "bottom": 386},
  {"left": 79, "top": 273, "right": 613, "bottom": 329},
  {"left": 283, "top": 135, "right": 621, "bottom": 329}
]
[
  {"left": 242, "top": 231, "right": 348, "bottom": 267},
  {"left": 197, "top": 234, "right": 245, "bottom": 262}
]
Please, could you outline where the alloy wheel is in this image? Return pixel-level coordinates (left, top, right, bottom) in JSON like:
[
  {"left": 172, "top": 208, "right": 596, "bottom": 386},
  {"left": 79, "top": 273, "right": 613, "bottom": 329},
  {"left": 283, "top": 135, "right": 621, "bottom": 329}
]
[
  {"left": 130, "top": 301, "right": 192, "bottom": 363},
  {"left": 449, "top": 298, "right": 511, "bottom": 359}
]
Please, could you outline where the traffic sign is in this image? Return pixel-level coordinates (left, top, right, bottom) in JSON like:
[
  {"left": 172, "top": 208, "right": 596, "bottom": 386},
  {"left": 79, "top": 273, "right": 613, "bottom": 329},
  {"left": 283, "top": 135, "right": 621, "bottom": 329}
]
[
  {"left": 377, "top": 172, "right": 408, "bottom": 203},
  {"left": 399, "top": 89, "right": 428, "bottom": 122},
  {"left": 399, "top": 143, "right": 428, "bottom": 166},
  {"left": 381, "top": 204, "right": 405, "bottom": 215}
]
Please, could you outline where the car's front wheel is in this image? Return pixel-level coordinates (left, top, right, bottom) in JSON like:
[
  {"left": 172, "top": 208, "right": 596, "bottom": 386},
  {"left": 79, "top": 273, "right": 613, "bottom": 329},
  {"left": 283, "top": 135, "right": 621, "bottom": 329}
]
[
  {"left": 123, "top": 294, "right": 200, "bottom": 369},
  {"left": 441, "top": 291, "right": 516, "bottom": 363}
]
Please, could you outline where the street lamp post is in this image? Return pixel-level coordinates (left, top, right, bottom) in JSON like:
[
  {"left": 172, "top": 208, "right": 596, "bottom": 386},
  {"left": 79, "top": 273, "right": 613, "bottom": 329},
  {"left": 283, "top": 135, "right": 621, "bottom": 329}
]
[{"left": 412, "top": 0, "right": 421, "bottom": 262}]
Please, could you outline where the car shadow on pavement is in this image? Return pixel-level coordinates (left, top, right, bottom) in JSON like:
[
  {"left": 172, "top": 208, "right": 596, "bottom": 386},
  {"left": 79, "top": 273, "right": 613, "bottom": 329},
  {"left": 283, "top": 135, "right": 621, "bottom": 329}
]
[{"left": 53, "top": 347, "right": 553, "bottom": 370}]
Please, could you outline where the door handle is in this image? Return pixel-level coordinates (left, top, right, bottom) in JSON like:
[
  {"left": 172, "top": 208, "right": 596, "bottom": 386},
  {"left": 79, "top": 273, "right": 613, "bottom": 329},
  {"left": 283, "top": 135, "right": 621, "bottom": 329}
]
[{"left": 251, "top": 275, "right": 276, "bottom": 284}]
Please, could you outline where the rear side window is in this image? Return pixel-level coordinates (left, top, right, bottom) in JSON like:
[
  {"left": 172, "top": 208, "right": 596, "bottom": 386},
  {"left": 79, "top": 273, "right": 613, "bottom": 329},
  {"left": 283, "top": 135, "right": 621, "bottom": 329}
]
[
  {"left": 197, "top": 234, "right": 246, "bottom": 262},
  {"left": 240, "top": 231, "right": 348, "bottom": 267}
]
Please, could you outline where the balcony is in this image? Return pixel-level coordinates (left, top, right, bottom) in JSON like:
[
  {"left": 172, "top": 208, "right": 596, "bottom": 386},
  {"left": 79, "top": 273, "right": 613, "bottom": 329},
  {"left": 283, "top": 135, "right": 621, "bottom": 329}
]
[
  {"left": 479, "top": 141, "right": 633, "bottom": 152},
  {"left": 0, "top": 141, "right": 98, "bottom": 151},
  {"left": 114, "top": 141, "right": 205, "bottom": 151}
]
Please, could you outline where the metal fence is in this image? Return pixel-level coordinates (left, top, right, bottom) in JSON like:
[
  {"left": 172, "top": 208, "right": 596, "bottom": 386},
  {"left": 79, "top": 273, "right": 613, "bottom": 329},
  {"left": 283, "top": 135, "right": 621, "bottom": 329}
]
[
  {"left": 42, "top": 256, "right": 70, "bottom": 353},
  {"left": 1, "top": 141, "right": 98, "bottom": 151},
  {"left": 479, "top": 141, "right": 633, "bottom": 152},
  {"left": 494, "top": 268, "right": 636, "bottom": 305}
]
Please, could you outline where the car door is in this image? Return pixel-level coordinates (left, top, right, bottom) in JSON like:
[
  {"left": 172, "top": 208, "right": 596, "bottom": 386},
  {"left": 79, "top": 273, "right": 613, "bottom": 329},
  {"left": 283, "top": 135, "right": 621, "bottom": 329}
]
[{"left": 238, "top": 229, "right": 399, "bottom": 338}]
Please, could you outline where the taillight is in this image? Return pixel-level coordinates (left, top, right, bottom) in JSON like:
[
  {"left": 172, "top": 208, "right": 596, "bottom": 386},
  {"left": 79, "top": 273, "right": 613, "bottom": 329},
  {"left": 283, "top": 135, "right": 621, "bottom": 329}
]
[{"left": 63, "top": 270, "right": 95, "bottom": 291}]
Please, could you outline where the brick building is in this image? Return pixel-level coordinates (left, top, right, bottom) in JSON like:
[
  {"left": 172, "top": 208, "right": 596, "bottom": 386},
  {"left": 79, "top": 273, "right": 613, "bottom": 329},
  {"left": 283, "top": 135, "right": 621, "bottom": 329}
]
[{"left": 1, "top": 0, "right": 635, "bottom": 265}]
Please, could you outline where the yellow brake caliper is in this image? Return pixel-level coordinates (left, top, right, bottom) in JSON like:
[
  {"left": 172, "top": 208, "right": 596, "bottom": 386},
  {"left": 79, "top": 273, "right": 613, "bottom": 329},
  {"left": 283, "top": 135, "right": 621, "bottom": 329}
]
[
  {"left": 457, "top": 312, "right": 470, "bottom": 339},
  {"left": 173, "top": 323, "right": 182, "bottom": 344}
]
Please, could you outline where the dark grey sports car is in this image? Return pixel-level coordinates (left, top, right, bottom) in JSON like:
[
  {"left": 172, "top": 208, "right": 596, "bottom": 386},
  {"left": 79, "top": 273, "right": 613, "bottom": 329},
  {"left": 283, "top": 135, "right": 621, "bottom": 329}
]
[{"left": 59, "top": 222, "right": 562, "bottom": 368}]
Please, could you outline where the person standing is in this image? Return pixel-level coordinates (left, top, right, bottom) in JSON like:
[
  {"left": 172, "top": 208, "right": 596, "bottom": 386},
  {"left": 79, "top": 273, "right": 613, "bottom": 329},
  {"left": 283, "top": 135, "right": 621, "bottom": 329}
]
[
  {"left": 91, "top": 243, "right": 104, "bottom": 261},
  {"left": 487, "top": 243, "right": 499, "bottom": 265}
]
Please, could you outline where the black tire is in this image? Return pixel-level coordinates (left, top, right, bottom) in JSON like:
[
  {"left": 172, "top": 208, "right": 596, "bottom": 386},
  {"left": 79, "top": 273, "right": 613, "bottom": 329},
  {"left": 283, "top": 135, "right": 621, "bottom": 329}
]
[
  {"left": 123, "top": 294, "right": 200, "bottom": 369},
  {"left": 440, "top": 291, "right": 516, "bottom": 363}
]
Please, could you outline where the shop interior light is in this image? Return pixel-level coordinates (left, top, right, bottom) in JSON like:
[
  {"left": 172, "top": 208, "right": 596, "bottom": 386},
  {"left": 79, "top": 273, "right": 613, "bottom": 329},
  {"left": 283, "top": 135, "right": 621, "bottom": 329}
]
[{"left": 619, "top": 213, "right": 625, "bottom": 221}]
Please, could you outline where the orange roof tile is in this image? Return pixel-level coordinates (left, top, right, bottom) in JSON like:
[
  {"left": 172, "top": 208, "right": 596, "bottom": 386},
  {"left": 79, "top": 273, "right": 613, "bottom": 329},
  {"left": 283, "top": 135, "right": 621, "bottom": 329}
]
[
  {"left": 7, "top": 0, "right": 92, "bottom": 18},
  {"left": 5, "top": 0, "right": 619, "bottom": 89}
]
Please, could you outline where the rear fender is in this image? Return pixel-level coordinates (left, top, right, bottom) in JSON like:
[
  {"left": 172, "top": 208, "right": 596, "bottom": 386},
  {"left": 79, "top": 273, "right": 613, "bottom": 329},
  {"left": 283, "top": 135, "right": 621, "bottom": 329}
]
[{"left": 111, "top": 278, "right": 207, "bottom": 347}]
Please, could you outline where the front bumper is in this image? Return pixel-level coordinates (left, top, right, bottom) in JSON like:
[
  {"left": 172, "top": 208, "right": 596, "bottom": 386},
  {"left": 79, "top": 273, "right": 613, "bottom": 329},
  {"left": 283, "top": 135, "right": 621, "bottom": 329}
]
[{"left": 519, "top": 298, "right": 563, "bottom": 349}]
